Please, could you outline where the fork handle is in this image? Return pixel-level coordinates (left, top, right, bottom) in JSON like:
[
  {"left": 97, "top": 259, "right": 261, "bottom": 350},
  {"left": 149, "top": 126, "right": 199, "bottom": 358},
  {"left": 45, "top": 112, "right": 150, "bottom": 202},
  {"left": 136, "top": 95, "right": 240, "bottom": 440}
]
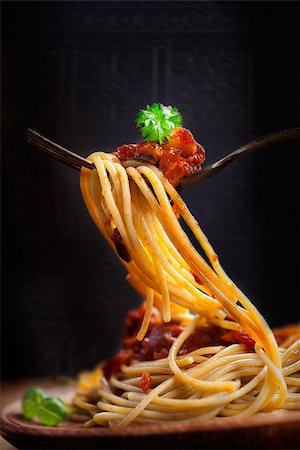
[
  {"left": 182, "top": 127, "right": 300, "bottom": 186},
  {"left": 27, "top": 129, "right": 95, "bottom": 171}
]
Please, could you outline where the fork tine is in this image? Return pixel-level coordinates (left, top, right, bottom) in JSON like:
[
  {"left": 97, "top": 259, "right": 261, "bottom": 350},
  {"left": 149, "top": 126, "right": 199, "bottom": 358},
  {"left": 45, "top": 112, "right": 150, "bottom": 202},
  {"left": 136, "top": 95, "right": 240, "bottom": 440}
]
[{"left": 27, "top": 129, "right": 95, "bottom": 171}]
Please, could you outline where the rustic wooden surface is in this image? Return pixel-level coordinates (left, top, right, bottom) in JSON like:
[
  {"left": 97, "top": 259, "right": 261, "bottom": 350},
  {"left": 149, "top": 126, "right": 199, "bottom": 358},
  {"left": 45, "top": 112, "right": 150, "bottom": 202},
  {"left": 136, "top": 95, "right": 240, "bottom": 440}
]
[{"left": 1, "top": 379, "right": 300, "bottom": 449}]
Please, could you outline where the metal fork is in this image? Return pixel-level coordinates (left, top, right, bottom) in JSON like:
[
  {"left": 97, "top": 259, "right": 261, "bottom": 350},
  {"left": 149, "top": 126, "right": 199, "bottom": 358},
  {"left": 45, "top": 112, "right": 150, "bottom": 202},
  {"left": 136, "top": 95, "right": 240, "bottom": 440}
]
[{"left": 27, "top": 127, "right": 300, "bottom": 186}]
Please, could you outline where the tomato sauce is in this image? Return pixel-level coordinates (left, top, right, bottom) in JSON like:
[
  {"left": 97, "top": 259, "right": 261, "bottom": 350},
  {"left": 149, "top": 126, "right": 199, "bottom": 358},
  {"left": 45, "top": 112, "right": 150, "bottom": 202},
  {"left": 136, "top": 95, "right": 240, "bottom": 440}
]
[
  {"left": 111, "top": 228, "right": 131, "bottom": 263},
  {"left": 103, "top": 305, "right": 256, "bottom": 379},
  {"left": 222, "top": 331, "right": 255, "bottom": 351},
  {"left": 139, "top": 372, "right": 152, "bottom": 393},
  {"left": 113, "top": 127, "right": 205, "bottom": 186},
  {"left": 103, "top": 348, "right": 134, "bottom": 380}
]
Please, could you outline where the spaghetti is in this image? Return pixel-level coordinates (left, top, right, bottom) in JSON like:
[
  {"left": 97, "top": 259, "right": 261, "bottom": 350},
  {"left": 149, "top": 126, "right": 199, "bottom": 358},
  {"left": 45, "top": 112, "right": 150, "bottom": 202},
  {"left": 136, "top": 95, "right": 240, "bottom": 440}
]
[{"left": 72, "top": 140, "right": 300, "bottom": 426}]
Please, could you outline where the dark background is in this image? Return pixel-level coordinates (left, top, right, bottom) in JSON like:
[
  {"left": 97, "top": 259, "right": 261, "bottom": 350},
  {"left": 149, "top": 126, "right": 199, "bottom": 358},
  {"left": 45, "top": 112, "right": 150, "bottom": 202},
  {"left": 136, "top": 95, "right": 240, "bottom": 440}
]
[{"left": 1, "top": 1, "right": 299, "bottom": 379}]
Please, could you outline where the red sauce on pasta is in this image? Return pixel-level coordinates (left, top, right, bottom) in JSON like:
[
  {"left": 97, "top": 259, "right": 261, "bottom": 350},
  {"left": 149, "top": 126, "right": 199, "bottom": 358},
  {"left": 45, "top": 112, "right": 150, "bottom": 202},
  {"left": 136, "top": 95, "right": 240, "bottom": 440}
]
[
  {"left": 139, "top": 372, "right": 152, "bottom": 393},
  {"left": 103, "top": 305, "right": 256, "bottom": 378},
  {"left": 114, "top": 127, "right": 205, "bottom": 186}
]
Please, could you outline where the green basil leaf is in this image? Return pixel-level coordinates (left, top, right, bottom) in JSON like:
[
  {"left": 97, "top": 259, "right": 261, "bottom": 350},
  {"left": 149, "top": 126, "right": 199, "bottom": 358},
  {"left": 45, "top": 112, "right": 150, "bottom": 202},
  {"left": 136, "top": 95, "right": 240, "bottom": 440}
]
[
  {"left": 37, "top": 397, "right": 67, "bottom": 426},
  {"left": 22, "top": 387, "right": 46, "bottom": 420}
]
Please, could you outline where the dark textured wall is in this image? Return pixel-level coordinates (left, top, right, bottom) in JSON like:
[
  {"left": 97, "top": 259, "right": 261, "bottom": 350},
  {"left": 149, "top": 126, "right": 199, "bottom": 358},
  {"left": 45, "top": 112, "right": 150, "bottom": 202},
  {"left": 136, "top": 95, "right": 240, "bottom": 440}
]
[{"left": 2, "top": 1, "right": 299, "bottom": 378}]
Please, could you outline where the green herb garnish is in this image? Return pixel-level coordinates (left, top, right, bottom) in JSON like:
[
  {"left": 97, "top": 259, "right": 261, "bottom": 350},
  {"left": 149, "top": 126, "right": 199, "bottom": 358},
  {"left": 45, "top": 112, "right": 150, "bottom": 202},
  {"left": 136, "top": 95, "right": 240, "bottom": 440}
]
[
  {"left": 37, "top": 396, "right": 67, "bottom": 426},
  {"left": 22, "top": 387, "right": 67, "bottom": 426},
  {"left": 22, "top": 386, "right": 46, "bottom": 420},
  {"left": 135, "top": 103, "right": 182, "bottom": 144}
]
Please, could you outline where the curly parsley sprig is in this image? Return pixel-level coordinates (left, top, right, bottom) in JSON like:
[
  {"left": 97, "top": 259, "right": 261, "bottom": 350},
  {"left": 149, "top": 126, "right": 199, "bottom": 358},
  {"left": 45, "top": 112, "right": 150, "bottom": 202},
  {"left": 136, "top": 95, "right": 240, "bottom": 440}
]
[{"left": 135, "top": 103, "right": 182, "bottom": 144}]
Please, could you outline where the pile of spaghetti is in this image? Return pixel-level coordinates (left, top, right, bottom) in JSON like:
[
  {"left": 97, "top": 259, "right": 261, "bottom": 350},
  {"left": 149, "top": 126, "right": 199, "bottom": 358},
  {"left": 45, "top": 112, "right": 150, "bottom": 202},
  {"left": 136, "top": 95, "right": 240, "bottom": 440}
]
[{"left": 71, "top": 119, "right": 300, "bottom": 427}]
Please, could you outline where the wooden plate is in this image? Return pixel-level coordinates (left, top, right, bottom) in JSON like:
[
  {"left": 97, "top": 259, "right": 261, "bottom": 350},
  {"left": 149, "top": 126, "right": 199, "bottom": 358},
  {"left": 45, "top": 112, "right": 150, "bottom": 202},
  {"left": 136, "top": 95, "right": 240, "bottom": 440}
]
[{"left": 1, "top": 386, "right": 299, "bottom": 449}]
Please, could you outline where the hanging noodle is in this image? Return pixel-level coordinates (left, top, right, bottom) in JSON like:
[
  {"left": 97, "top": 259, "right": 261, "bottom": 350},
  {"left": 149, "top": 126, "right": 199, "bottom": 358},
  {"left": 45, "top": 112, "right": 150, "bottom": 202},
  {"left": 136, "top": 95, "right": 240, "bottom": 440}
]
[{"left": 71, "top": 151, "right": 300, "bottom": 427}]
